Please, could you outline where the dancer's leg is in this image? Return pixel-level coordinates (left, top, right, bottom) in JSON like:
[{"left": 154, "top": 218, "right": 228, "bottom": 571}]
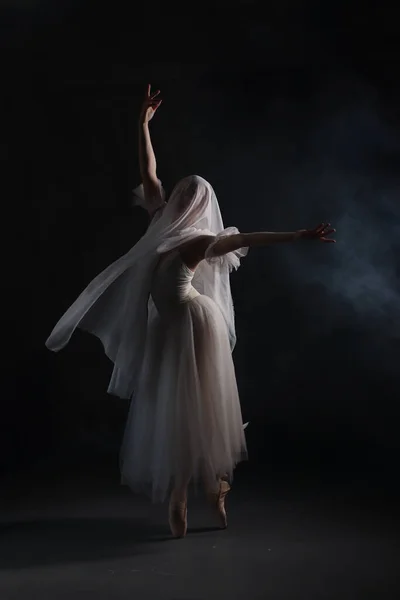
[
  {"left": 170, "top": 479, "right": 189, "bottom": 502},
  {"left": 207, "top": 477, "right": 230, "bottom": 529},
  {"left": 168, "top": 475, "right": 191, "bottom": 538},
  {"left": 203, "top": 469, "right": 231, "bottom": 529}
]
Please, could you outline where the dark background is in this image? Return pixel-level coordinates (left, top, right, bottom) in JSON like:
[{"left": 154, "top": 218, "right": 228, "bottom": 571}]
[{"left": 3, "top": 0, "right": 400, "bottom": 489}]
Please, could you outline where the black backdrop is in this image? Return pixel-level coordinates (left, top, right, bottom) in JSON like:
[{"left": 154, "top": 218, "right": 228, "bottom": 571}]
[{"left": 3, "top": 0, "right": 400, "bottom": 485}]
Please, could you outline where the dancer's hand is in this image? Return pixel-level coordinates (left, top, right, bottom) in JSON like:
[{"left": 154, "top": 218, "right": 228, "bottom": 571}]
[
  {"left": 139, "top": 84, "right": 162, "bottom": 124},
  {"left": 297, "top": 223, "right": 336, "bottom": 243}
]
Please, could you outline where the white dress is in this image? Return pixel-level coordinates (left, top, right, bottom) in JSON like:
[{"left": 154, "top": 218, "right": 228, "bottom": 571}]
[{"left": 119, "top": 248, "right": 248, "bottom": 503}]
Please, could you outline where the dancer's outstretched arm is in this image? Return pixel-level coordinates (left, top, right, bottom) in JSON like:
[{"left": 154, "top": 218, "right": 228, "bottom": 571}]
[
  {"left": 212, "top": 223, "right": 336, "bottom": 256},
  {"left": 180, "top": 224, "right": 336, "bottom": 267},
  {"left": 138, "top": 84, "right": 163, "bottom": 216}
]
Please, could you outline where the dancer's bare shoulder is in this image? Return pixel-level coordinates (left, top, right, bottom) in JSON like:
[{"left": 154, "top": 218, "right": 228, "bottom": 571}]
[
  {"left": 180, "top": 234, "right": 246, "bottom": 269},
  {"left": 179, "top": 236, "right": 213, "bottom": 270}
]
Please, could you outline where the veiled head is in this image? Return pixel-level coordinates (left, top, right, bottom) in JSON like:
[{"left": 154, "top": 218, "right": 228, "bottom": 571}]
[{"left": 166, "top": 175, "right": 214, "bottom": 220}]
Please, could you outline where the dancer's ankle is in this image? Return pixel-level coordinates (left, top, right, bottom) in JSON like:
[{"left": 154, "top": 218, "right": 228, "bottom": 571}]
[{"left": 170, "top": 487, "right": 187, "bottom": 503}]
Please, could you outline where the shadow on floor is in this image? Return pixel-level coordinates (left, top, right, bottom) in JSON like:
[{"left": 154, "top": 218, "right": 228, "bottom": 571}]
[{"left": 0, "top": 517, "right": 174, "bottom": 570}]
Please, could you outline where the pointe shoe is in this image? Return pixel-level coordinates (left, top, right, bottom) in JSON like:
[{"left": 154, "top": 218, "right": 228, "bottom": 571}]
[
  {"left": 208, "top": 478, "right": 231, "bottom": 529},
  {"left": 168, "top": 498, "right": 187, "bottom": 538}
]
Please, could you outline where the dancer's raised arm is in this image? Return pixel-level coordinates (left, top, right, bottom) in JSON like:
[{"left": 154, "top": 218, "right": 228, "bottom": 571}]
[{"left": 137, "top": 84, "right": 164, "bottom": 217}]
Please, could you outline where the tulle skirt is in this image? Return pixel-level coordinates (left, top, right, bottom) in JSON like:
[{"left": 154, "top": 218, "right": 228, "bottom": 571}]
[{"left": 119, "top": 294, "right": 248, "bottom": 503}]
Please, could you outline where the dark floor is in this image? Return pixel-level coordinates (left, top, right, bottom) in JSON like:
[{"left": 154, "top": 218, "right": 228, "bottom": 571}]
[{"left": 1, "top": 455, "right": 399, "bottom": 600}]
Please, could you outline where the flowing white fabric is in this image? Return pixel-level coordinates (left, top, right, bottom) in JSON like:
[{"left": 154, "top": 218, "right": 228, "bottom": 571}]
[
  {"left": 46, "top": 174, "right": 249, "bottom": 502},
  {"left": 46, "top": 175, "right": 248, "bottom": 401}
]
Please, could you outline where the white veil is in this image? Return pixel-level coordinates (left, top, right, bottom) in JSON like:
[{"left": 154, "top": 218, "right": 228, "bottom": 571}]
[{"left": 45, "top": 175, "right": 248, "bottom": 399}]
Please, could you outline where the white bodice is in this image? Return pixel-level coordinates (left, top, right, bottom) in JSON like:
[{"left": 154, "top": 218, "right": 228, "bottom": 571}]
[{"left": 150, "top": 250, "right": 200, "bottom": 318}]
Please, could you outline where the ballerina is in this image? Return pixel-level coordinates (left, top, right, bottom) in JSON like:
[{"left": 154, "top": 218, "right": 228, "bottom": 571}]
[{"left": 45, "top": 85, "right": 335, "bottom": 539}]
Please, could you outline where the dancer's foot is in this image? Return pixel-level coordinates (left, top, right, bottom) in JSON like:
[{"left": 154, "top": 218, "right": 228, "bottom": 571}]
[
  {"left": 168, "top": 492, "right": 187, "bottom": 538},
  {"left": 208, "top": 478, "right": 231, "bottom": 529}
]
